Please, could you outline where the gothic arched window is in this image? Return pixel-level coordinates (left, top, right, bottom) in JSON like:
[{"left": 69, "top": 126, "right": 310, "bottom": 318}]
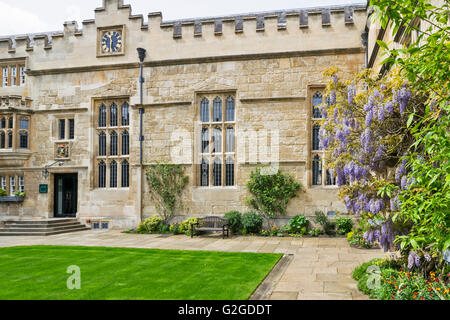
[
  {"left": 121, "top": 102, "right": 129, "bottom": 126},
  {"left": 312, "top": 125, "right": 321, "bottom": 151},
  {"left": 110, "top": 131, "right": 118, "bottom": 156},
  {"left": 226, "top": 96, "right": 235, "bottom": 122},
  {"left": 98, "top": 161, "right": 106, "bottom": 188},
  {"left": 313, "top": 92, "right": 323, "bottom": 119},
  {"left": 312, "top": 155, "right": 322, "bottom": 186},
  {"left": 213, "top": 158, "right": 222, "bottom": 187},
  {"left": 99, "top": 132, "right": 106, "bottom": 156},
  {"left": 226, "top": 157, "right": 235, "bottom": 186},
  {"left": 99, "top": 104, "right": 107, "bottom": 127},
  {"left": 213, "top": 97, "right": 222, "bottom": 122},
  {"left": 200, "top": 158, "right": 209, "bottom": 187},
  {"left": 110, "top": 161, "right": 118, "bottom": 188},
  {"left": 201, "top": 98, "right": 209, "bottom": 123},
  {"left": 122, "top": 131, "right": 129, "bottom": 155},
  {"left": 110, "top": 103, "right": 118, "bottom": 127},
  {"left": 121, "top": 160, "right": 130, "bottom": 188}
]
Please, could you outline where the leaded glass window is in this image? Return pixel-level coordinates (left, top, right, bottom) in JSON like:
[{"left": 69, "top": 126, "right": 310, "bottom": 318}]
[
  {"left": 99, "top": 132, "right": 106, "bottom": 156},
  {"left": 200, "top": 158, "right": 209, "bottom": 187},
  {"left": 110, "top": 103, "right": 118, "bottom": 127},
  {"left": 19, "top": 118, "right": 29, "bottom": 130},
  {"left": 96, "top": 99, "right": 130, "bottom": 188},
  {"left": 198, "top": 94, "right": 235, "bottom": 187},
  {"left": 122, "top": 131, "right": 129, "bottom": 155},
  {"left": 201, "top": 128, "right": 209, "bottom": 154},
  {"left": 0, "top": 132, "right": 4, "bottom": 148},
  {"left": 99, "top": 104, "right": 107, "bottom": 127},
  {"left": 226, "top": 157, "right": 235, "bottom": 186},
  {"left": 313, "top": 92, "right": 323, "bottom": 118},
  {"left": 98, "top": 161, "right": 106, "bottom": 188},
  {"left": 201, "top": 98, "right": 209, "bottom": 123},
  {"left": 213, "top": 158, "right": 222, "bottom": 187},
  {"left": 121, "top": 160, "right": 129, "bottom": 188},
  {"left": 110, "top": 131, "right": 118, "bottom": 156},
  {"left": 110, "top": 161, "right": 118, "bottom": 188},
  {"left": 213, "top": 97, "right": 222, "bottom": 122},
  {"left": 226, "top": 96, "right": 235, "bottom": 122},
  {"left": 121, "top": 103, "right": 129, "bottom": 126},
  {"left": 312, "top": 155, "right": 322, "bottom": 186},
  {"left": 312, "top": 125, "right": 321, "bottom": 151},
  {"left": 19, "top": 132, "right": 28, "bottom": 149}
]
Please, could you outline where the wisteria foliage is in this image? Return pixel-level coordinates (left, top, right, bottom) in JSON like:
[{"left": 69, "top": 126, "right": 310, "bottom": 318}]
[{"left": 318, "top": 68, "right": 425, "bottom": 252}]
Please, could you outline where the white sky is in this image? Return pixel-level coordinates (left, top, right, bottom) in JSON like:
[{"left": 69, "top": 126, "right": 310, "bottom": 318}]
[{"left": 0, "top": 0, "right": 366, "bottom": 36}]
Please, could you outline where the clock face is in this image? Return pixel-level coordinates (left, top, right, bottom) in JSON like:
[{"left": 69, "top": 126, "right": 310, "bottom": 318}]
[{"left": 101, "top": 31, "right": 122, "bottom": 54}]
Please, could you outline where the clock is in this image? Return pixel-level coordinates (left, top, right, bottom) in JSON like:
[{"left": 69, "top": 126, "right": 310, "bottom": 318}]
[{"left": 101, "top": 31, "right": 123, "bottom": 54}]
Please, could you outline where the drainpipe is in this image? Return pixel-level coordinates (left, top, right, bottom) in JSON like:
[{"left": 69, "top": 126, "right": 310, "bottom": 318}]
[
  {"left": 137, "top": 48, "right": 146, "bottom": 164},
  {"left": 137, "top": 48, "right": 146, "bottom": 225},
  {"left": 361, "top": 31, "right": 369, "bottom": 69}
]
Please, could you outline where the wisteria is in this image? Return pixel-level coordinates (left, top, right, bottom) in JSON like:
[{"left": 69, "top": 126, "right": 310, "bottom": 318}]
[{"left": 319, "top": 68, "right": 416, "bottom": 252}]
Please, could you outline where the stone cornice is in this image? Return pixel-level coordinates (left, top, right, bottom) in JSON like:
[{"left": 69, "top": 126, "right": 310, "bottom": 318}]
[{"left": 27, "top": 47, "right": 364, "bottom": 76}]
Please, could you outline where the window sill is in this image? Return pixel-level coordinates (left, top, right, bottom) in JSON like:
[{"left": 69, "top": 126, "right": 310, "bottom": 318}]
[{"left": 310, "top": 185, "right": 339, "bottom": 189}]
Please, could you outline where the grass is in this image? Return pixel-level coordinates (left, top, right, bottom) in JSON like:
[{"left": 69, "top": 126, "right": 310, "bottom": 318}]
[{"left": 0, "top": 246, "right": 282, "bottom": 300}]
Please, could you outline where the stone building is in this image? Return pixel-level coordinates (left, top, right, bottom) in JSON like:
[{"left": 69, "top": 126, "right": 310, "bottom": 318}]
[{"left": 0, "top": 0, "right": 369, "bottom": 228}]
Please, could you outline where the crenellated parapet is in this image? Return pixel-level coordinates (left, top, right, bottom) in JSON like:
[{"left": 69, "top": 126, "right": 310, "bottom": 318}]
[{"left": 0, "top": 0, "right": 367, "bottom": 71}]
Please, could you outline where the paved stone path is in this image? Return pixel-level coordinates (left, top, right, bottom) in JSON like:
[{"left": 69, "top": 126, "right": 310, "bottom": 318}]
[{"left": 0, "top": 230, "right": 388, "bottom": 300}]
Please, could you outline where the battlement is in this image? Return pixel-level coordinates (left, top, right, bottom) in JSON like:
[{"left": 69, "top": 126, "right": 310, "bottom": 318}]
[{"left": 0, "top": 0, "right": 368, "bottom": 71}]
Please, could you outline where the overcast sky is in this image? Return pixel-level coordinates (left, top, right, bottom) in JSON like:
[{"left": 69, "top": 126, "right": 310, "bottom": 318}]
[{"left": 0, "top": 0, "right": 366, "bottom": 36}]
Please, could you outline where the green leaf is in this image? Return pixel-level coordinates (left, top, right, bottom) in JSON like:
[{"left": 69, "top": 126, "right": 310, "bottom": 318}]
[
  {"left": 376, "top": 40, "right": 389, "bottom": 51},
  {"left": 407, "top": 114, "right": 415, "bottom": 128}
]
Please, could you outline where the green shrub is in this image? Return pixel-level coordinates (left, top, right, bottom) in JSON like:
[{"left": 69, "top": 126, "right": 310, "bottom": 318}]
[
  {"left": 286, "top": 215, "right": 310, "bottom": 234},
  {"left": 313, "top": 211, "right": 336, "bottom": 235},
  {"left": 146, "top": 164, "right": 189, "bottom": 225},
  {"left": 0, "top": 189, "right": 6, "bottom": 196},
  {"left": 137, "top": 216, "right": 164, "bottom": 234},
  {"left": 336, "top": 217, "right": 354, "bottom": 235},
  {"left": 241, "top": 211, "right": 264, "bottom": 234},
  {"left": 179, "top": 217, "right": 198, "bottom": 235},
  {"left": 246, "top": 168, "right": 303, "bottom": 224},
  {"left": 347, "top": 228, "right": 372, "bottom": 249},
  {"left": 170, "top": 224, "right": 182, "bottom": 235},
  {"left": 224, "top": 211, "right": 242, "bottom": 233},
  {"left": 308, "top": 228, "right": 323, "bottom": 237}
]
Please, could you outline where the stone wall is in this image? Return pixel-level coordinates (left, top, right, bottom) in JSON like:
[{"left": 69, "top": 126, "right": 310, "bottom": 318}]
[{"left": 0, "top": 0, "right": 366, "bottom": 228}]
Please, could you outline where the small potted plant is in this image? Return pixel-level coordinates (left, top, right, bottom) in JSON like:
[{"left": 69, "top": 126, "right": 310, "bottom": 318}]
[
  {"left": 12, "top": 191, "right": 25, "bottom": 202},
  {"left": 0, "top": 189, "right": 25, "bottom": 202}
]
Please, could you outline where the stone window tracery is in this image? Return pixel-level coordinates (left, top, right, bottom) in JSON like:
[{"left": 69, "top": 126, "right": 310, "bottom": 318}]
[
  {"left": 198, "top": 94, "right": 235, "bottom": 187},
  {"left": 95, "top": 99, "right": 130, "bottom": 189}
]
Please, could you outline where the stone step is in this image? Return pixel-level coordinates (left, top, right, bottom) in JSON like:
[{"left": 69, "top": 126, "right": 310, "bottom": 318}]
[
  {"left": 0, "top": 224, "right": 88, "bottom": 233},
  {"left": 4, "top": 222, "right": 82, "bottom": 228},
  {"left": 0, "top": 226, "right": 90, "bottom": 236},
  {"left": 0, "top": 219, "right": 90, "bottom": 236},
  {"left": 4, "top": 218, "right": 78, "bottom": 226}
]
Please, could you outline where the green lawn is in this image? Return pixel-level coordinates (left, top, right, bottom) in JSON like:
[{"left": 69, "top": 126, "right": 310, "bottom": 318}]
[{"left": 0, "top": 246, "right": 281, "bottom": 300}]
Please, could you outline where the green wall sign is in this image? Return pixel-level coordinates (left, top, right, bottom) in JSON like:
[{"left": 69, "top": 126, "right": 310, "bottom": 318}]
[{"left": 39, "top": 184, "right": 48, "bottom": 194}]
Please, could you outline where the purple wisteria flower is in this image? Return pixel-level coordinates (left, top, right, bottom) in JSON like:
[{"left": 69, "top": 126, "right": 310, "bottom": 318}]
[
  {"left": 332, "top": 74, "right": 338, "bottom": 85},
  {"left": 424, "top": 253, "right": 432, "bottom": 262},
  {"left": 379, "top": 219, "right": 395, "bottom": 252},
  {"left": 390, "top": 195, "right": 400, "bottom": 212},
  {"left": 373, "top": 89, "right": 380, "bottom": 98},
  {"left": 366, "top": 110, "right": 373, "bottom": 126},
  {"left": 398, "top": 87, "right": 412, "bottom": 115},
  {"left": 401, "top": 176, "right": 408, "bottom": 190},
  {"left": 348, "top": 85, "right": 356, "bottom": 106},
  {"left": 380, "top": 84, "right": 387, "bottom": 91},
  {"left": 408, "top": 251, "right": 420, "bottom": 269},
  {"left": 330, "top": 90, "right": 336, "bottom": 105},
  {"left": 378, "top": 107, "right": 386, "bottom": 121},
  {"left": 385, "top": 101, "right": 394, "bottom": 115}
]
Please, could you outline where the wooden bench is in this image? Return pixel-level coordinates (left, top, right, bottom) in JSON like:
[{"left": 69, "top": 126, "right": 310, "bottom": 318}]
[{"left": 191, "top": 216, "right": 230, "bottom": 239}]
